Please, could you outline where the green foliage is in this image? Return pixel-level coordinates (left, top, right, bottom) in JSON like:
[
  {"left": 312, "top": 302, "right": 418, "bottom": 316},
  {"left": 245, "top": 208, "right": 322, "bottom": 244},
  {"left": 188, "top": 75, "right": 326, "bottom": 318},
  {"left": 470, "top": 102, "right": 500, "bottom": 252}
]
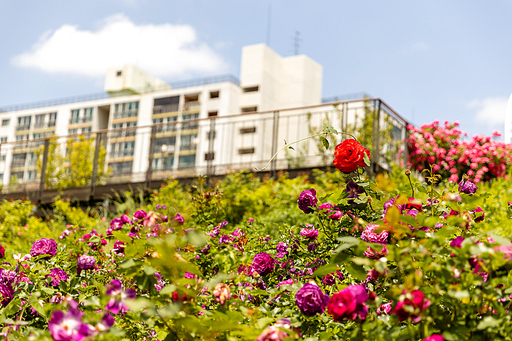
[{"left": 35, "top": 136, "right": 108, "bottom": 190}]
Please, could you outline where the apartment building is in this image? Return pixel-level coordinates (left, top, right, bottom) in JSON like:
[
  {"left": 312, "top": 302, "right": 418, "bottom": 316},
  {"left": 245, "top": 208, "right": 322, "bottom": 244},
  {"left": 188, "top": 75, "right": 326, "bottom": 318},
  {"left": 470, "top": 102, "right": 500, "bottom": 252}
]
[{"left": 0, "top": 44, "right": 326, "bottom": 186}]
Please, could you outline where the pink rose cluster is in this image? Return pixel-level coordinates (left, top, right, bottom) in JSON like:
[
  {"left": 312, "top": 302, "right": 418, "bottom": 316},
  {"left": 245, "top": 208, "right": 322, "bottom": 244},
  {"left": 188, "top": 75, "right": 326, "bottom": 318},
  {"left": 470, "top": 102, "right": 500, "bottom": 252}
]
[{"left": 407, "top": 120, "right": 512, "bottom": 183}]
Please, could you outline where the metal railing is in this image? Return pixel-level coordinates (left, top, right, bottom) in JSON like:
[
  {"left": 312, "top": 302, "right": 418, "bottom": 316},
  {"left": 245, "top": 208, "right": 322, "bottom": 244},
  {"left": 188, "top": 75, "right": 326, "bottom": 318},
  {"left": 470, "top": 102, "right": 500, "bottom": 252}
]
[{"left": 0, "top": 98, "right": 408, "bottom": 199}]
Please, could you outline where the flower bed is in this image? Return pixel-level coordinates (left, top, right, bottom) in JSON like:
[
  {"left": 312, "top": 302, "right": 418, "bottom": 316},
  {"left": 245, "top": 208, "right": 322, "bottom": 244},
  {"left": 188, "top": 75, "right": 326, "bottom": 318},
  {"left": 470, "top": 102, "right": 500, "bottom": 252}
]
[{"left": 0, "top": 132, "right": 512, "bottom": 340}]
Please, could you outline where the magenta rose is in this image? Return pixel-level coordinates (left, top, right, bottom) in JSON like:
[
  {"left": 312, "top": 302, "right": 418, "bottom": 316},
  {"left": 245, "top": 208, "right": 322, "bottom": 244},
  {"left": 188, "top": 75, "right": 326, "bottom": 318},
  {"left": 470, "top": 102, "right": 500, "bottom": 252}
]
[
  {"left": 30, "top": 238, "right": 57, "bottom": 258},
  {"left": 252, "top": 252, "right": 275, "bottom": 276}
]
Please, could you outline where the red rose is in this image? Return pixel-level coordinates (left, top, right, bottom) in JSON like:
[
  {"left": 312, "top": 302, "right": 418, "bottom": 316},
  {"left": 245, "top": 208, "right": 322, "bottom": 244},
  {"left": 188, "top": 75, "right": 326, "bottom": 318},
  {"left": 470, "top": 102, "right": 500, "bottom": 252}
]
[{"left": 333, "top": 140, "right": 370, "bottom": 173}]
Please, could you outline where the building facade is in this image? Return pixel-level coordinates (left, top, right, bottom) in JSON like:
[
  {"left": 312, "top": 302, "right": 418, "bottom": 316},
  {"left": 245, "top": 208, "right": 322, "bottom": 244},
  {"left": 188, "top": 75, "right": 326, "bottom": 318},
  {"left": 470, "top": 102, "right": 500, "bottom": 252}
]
[{"left": 0, "top": 44, "right": 407, "bottom": 190}]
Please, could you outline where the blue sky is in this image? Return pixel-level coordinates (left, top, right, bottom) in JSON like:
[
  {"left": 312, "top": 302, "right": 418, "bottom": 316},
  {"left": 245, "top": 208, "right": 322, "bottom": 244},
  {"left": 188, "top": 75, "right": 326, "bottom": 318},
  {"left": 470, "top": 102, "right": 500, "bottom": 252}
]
[{"left": 1, "top": 1, "right": 511, "bottom": 137}]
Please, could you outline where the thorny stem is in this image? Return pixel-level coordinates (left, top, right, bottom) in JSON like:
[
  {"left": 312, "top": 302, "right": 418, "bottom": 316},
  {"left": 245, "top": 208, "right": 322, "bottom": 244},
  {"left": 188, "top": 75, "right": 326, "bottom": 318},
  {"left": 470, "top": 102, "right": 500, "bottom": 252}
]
[{"left": 255, "top": 132, "right": 357, "bottom": 171}]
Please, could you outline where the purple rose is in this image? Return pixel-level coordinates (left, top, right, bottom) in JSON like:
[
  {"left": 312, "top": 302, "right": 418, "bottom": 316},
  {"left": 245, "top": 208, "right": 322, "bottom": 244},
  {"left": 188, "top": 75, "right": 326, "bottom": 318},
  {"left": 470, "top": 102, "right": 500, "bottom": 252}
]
[
  {"left": 298, "top": 189, "right": 318, "bottom": 214},
  {"left": 112, "top": 240, "right": 125, "bottom": 255},
  {"left": 110, "top": 218, "right": 124, "bottom": 230},
  {"left": 47, "top": 268, "right": 68, "bottom": 287},
  {"left": 105, "top": 279, "right": 136, "bottom": 314},
  {"left": 133, "top": 210, "right": 147, "bottom": 220},
  {"left": 0, "top": 269, "right": 17, "bottom": 286},
  {"left": 300, "top": 228, "right": 319, "bottom": 240},
  {"left": 345, "top": 181, "right": 364, "bottom": 204},
  {"left": 48, "top": 308, "right": 93, "bottom": 341},
  {"left": 0, "top": 282, "right": 13, "bottom": 307},
  {"left": 219, "top": 235, "right": 230, "bottom": 244},
  {"left": 458, "top": 180, "right": 477, "bottom": 194},
  {"left": 295, "top": 283, "right": 330, "bottom": 316},
  {"left": 120, "top": 214, "right": 131, "bottom": 225},
  {"left": 174, "top": 213, "right": 184, "bottom": 225},
  {"left": 252, "top": 252, "right": 274, "bottom": 276},
  {"left": 322, "top": 270, "right": 344, "bottom": 286},
  {"left": 77, "top": 255, "right": 96, "bottom": 275},
  {"left": 0, "top": 244, "right": 4, "bottom": 259},
  {"left": 450, "top": 236, "right": 464, "bottom": 248},
  {"left": 276, "top": 242, "right": 288, "bottom": 258},
  {"left": 30, "top": 238, "right": 57, "bottom": 258},
  {"left": 470, "top": 207, "right": 485, "bottom": 222}
]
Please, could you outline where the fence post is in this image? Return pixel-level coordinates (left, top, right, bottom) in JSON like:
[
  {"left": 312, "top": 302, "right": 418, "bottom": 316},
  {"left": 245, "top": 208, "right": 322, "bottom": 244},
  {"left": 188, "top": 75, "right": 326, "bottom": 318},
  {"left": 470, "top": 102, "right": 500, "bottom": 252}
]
[
  {"left": 270, "top": 110, "right": 280, "bottom": 179},
  {"left": 206, "top": 117, "right": 216, "bottom": 185},
  {"left": 402, "top": 124, "right": 409, "bottom": 168},
  {"left": 90, "top": 132, "right": 103, "bottom": 199},
  {"left": 373, "top": 100, "right": 381, "bottom": 174},
  {"left": 145, "top": 126, "right": 157, "bottom": 189},
  {"left": 37, "top": 138, "right": 50, "bottom": 203}
]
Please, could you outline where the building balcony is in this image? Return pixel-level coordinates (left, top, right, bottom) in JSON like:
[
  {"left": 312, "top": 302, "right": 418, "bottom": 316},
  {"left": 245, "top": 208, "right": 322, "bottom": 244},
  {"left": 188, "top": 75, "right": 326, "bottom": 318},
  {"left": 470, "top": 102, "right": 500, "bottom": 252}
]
[
  {"left": 113, "top": 110, "right": 138, "bottom": 120},
  {"left": 69, "top": 117, "right": 93, "bottom": 125},
  {"left": 153, "top": 104, "right": 179, "bottom": 115},
  {"left": 183, "top": 101, "right": 200, "bottom": 111},
  {"left": 16, "top": 125, "right": 31, "bottom": 131}
]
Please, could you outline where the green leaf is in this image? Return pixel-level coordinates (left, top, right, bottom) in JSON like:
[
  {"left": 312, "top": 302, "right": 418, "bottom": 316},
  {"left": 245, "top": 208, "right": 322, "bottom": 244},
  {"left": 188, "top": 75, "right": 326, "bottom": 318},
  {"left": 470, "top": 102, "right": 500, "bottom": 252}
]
[
  {"left": 363, "top": 153, "right": 371, "bottom": 167},
  {"left": 112, "top": 231, "right": 132, "bottom": 243},
  {"left": 322, "top": 125, "right": 338, "bottom": 135},
  {"left": 477, "top": 316, "right": 500, "bottom": 330},
  {"left": 120, "top": 259, "right": 137, "bottom": 269},
  {"left": 256, "top": 317, "right": 274, "bottom": 329},
  {"left": 320, "top": 137, "right": 329, "bottom": 150},
  {"left": 312, "top": 263, "right": 339, "bottom": 277},
  {"left": 345, "top": 262, "right": 367, "bottom": 281},
  {"left": 29, "top": 294, "right": 46, "bottom": 319}
]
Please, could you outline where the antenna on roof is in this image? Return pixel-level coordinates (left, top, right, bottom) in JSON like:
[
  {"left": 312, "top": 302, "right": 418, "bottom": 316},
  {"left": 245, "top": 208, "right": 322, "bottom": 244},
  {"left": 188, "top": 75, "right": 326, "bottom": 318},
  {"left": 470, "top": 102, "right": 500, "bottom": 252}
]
[
  {"left": 266, "top": 4, "right": 271, "bottom": 46},
  {"left": 294, "top": 31, "right": 301, "bottom": 55}
]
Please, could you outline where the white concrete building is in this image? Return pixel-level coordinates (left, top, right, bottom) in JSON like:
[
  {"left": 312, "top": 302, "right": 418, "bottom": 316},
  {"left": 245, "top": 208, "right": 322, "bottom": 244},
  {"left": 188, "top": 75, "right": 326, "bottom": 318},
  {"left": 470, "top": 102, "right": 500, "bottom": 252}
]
[{"left": 0, "top": 44, "right": 327, "bottom": 186}]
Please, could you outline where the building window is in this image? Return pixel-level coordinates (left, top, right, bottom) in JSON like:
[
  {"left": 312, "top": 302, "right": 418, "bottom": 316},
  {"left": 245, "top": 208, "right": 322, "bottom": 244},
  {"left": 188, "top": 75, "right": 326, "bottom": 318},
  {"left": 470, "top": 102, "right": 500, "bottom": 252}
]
[
  {"left": 241, "top": 106, "right": 257, "bottom": 113},
  {"left": 0, "top": 137, "right": 7, "bottom": 143},
  {"left": 204, "top": 152, "right": 215, "bottom": 161},
  {"left": 16, "top": 135, "right": 29, "bottom": 141},
  {"left": 0, "top": 174, "right": 3, "bottom": 181},
  {"left": 0, "top": 155, "right": 5, "bottom": 162},
  {"left": 153, "top": 156, "right": 174, "bottom": 170},
  {"left": 17, "top": 116, "right": 31, "bottom": 131},
  {"left": 180, "top": 134, "right": 198, "bottom": 151},
  {"left": 2, "top": 119, "right": 10, "bottom": 126},
  {"left": 178, "top": 154, "right": 196, "bottom": 168},
  {"left": 243, "top": 85, "right": 259, "bottom": 93},
  {"left": 239, "top": 147, "right": 255, "bottom": 155},
  {"left": 153, "top": 96, "right": 179, "bottom": 114},
  {"left": 209, "top": 91, "right": 220, "bottom": 99},
  {"left": 110, "top": 161, "right": 132, "bottom": 175},
  {"left": 110, "top": 141, "right": 135, "bottom": 158},
  {"left": 116, "top": 70, "right": 122, "bottom": 77},
  {"left": 10, "top": 172, "right": 24, "bottom": 183},
  {"left": 48, "top": 112, "right": 57, "bottom": 127},
  {"left": 240, "top": 127, "right": 256, "bottom": 134},
  {"left": 114, "top": 101, "right": 139, "bottom": 119},
  {"left": 182, "top": 113, "right": 199, "bottom": 130},
  {"left": 208, "top": 111, "right": 218, "bottom": 117}
]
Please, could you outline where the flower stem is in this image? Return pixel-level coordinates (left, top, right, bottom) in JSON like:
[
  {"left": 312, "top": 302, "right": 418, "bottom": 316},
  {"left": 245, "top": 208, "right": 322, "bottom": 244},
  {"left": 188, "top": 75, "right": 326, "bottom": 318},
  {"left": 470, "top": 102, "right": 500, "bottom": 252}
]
[{"left": 255, "top": 132, "right": 357, "bottom": 171}]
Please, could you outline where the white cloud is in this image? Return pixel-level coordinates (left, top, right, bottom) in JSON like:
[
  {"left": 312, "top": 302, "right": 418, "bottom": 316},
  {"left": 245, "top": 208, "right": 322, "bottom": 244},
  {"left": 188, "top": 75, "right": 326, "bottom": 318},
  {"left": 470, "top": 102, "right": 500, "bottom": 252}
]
[
  {"left": 11, "top": 14, "right": 228, "bottom": 79},
  {"left": 469, "top": 96, "right": 509, "bottom": 125}
]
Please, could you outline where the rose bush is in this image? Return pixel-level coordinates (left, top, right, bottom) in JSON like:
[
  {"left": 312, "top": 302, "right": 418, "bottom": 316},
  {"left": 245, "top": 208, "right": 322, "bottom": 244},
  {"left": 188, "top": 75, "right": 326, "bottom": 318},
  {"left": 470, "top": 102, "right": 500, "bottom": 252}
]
[
  {"left": 1, "top": 126, "right": 512, "bottom": 339},
  {"left": 407, "top": 120, "right": 512, "bottom": 183}
]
